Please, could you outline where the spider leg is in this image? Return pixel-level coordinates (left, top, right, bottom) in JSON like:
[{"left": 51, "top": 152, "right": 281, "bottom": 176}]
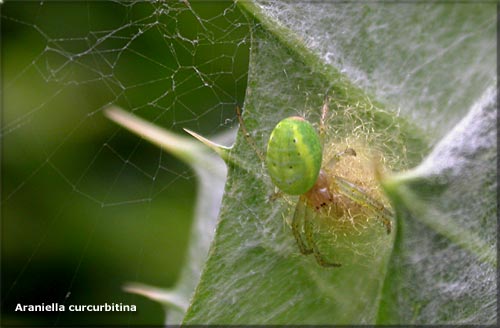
[
  {"left": 334, "top": 176, "right": 393, "bottom": 234},
  {"left": 319, "top": 95, "right": 329, "bottom": 144},
  {"left": 376, "top": 214, "right": 393, "bottom": 235},
  {"left": 268, "top": 190, "right": 283, "bottom": 202},
  {"left": 236, "top": 106, "right": 265, "bottom": 162},
  {"left": 326, "top": 146, "right": 357, "bottom": 169},
  {"left": 303, "top": 205, "right": 341, "bottom": 268},
  {"left": 291, "top": 197, "right": 313, "bottom": 255}
]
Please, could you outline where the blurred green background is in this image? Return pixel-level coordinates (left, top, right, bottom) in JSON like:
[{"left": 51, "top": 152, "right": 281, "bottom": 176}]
[{"left": 2, "top": 1, "right": 249, "bottom": 326}]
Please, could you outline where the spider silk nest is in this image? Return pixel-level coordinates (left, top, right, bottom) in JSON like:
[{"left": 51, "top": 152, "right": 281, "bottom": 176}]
[{"left": 284, "top": 101, "right": 397, "bottom": 263}]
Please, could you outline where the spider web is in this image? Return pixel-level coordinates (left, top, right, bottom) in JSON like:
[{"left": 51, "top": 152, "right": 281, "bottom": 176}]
[
  {"left": 2, "top": 1, "right": 248, "bottom": 326},
  {"left": 1, "top": 0, "right": 497, "bottom": 326},
  {"left": 258, "top": 1, "right": 496, "bottom": 141}
]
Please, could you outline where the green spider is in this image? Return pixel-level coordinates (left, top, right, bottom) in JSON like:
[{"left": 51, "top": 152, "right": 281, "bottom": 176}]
[{"left": 238, "top": 98, "right": 393, "bottom": 268}]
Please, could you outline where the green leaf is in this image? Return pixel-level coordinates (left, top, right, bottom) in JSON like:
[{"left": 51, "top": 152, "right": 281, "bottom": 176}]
[
  {"left": 181, "top": 1, "right": 496, "bottom": 325},
  {"left": 378, "top": 88, "right": 496, "bottom": 323},
  {"left": 181, "top": 1, "right": 427, "bottom": 324},
  {"left": 106, "top": 1, "right": 496, "bottom": 325},
  {"left": 105, "top": 107, "right": 231, "bottom": 324}
]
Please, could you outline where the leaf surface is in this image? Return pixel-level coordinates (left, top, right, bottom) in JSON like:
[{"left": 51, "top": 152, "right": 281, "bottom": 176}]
[
  {"left": 181, "top": 1, "right": 496, "bottom": 325},
  {"left": 108, "top": 1, "right": 496, "bottom": 324}
]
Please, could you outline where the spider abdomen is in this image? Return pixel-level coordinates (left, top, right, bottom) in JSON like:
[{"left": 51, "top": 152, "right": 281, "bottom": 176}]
[{"left": 266, "top": 116, "right": 322, "bottom": 195}]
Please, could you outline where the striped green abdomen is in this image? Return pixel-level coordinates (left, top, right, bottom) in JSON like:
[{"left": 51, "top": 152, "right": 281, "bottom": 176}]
[{"left": 266, "top": 117, "right": 322, "bottom": 195}]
